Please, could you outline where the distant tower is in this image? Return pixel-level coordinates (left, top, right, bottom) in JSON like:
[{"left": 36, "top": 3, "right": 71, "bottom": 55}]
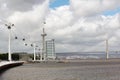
[
  {"left": 46, "top": 39, "right": 56, "bottom": 60},
  {"left": 41, "top": 22, "right": 47, "bottom": 61}
]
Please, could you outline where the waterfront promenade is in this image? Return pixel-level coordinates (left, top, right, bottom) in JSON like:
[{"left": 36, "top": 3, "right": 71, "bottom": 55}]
[{"left": 0, "top": 61, "right": 24, "bottom": 71}]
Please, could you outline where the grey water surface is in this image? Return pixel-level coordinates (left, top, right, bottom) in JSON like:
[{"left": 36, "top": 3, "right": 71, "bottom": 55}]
[{"left": 1, "top": 62, "right": 120, "bottom": 80}]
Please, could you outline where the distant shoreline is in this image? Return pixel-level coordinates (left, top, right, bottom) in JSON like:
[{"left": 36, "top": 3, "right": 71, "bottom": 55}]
[{"left": 25, "top": 58, "right": 120, "bottom": 68}]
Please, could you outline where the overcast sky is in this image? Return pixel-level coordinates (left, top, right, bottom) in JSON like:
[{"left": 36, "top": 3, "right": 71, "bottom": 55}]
[{"left": 0, "top": 0, "right": 120, "bottom": 53}]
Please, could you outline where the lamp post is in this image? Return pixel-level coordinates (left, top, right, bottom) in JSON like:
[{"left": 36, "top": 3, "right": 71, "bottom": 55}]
[
  {"left": 33, "top": 43, "right": 39, "bottom": 61},
  {"left": 5, "top": 23, "right": 14, "bottom": 61},
  {"left": 30, "top": 43, "right": 36, "bottom": 61},
  {"left": 33, "top": 43, "right": 36, "bottom": 61},
  {"left": 38, "top": 48, "right": 42, "bottom": 61},
  {"left": 106, "top": 39, "right": 109, "bottom": 60}
]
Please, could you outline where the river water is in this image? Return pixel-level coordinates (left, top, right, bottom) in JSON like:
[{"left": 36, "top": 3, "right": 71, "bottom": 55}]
[{"left": 1, "top": 62, "right": 120, "bottom": 80}]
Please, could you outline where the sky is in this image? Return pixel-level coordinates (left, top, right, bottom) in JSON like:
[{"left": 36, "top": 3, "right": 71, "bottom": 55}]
[
  {"left": 50, "top": 0, "right": 69, "bottom": 8},
  {"left": 0, "top": 0, "right": 120, "bottom": 53}
]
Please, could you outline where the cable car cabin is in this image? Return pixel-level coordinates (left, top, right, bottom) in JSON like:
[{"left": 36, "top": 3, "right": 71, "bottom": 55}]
[
  {"left": 31, "top": 44, "right": 33, "bottom": 47},
  {"left": 23, "top": 38, "right": 25, "bottom": 41},
  {"left": 15, "top": 36, "right": 18, "bottom": 39},
  {"left": 36, "top": 46, "right": 38, "bottom": 47},
  {"left": 25, "top": 44, "right": 27, "bottom": 46}
]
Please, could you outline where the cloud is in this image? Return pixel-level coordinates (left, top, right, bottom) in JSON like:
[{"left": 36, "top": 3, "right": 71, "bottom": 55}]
[
  {"left": 0, "top": 0, "right": 49, "bottom": 52},
  {"left": 0, "top": 0, "right": 120, "bottom": 53},
  {"left": 0, "top": 0, "right": 47, "bottom": 20},
  {"left": 70, "top": 0, "right": 120, "bottom": 17},
  {"left": 46, "top": 5, "right": 120, "bottom": 52},
  {"left": 1, "top": 0, "right": 45, "bottom": 11},
  {"left": 7, "top": 0, "right": 49, "bottom": 35}
]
